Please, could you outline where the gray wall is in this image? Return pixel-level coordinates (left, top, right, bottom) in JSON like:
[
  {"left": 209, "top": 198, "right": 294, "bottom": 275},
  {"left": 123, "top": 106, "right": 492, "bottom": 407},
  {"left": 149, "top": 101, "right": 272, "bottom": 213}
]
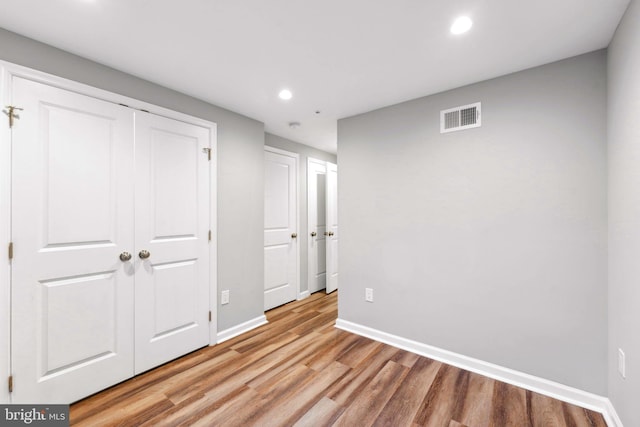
[
  {"left": 608, "top": 0, "right": 640, "bottom": 424},
  {"left": 265, "top": 133, "right": 337, "bottom": 294},
  {"left": 0, "top": 28, "right": 265, "bottom": 332},
  {"left": 338, "top": 51, "right": 608, "bottom": 394}
]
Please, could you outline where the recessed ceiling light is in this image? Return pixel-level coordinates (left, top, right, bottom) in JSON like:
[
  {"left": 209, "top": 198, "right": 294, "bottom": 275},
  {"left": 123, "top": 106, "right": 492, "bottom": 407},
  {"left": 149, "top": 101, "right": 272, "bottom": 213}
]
[
  {"left": 450, "top": 16, "right": 473, "bottom": 35},
  {"left": 279, "top": 89, "right": 293, "bottom": 100},
  {"left": 289, "top": 122, "right": 301, "bottom": 129}
]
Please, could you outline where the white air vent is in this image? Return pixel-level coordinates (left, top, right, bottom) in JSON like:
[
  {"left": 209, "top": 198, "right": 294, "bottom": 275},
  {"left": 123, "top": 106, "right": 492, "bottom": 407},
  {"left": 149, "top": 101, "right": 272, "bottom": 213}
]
[{"left": 440, "top": 102, "right": 481, "bottom": 133}]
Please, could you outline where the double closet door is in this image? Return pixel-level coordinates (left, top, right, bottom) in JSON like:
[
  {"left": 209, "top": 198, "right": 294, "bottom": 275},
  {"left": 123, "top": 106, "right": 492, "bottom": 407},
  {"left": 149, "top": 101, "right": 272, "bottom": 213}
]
[
  {"left": 308, "top": 159, "right": 338, "bottom": 294},
  {"left": 10, "top": 77, "right": 212, "bottom": 403}
]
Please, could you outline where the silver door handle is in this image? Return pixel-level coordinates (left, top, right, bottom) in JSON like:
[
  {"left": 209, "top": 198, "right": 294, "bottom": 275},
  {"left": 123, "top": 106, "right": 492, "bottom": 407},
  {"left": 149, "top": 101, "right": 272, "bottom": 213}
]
[
  {"left": 310, "top": 231, "right": 317, "bottom": 237},
  {"left": 119, "top": 251, "right": 132, "bottom": 262},
  {"left": 139, "top": 250, "right": 151, "bottom": 260},
  {"left": 291, "top": 233, "right": 298, "bottom": 239},
  {"left": 328, "top": 231, "right": 334, "bottom": 236}
]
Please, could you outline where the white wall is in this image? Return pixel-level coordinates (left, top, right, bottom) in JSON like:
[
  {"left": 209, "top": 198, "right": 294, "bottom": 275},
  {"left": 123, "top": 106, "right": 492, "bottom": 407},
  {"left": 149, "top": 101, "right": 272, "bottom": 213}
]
[
  {"left": 338, "top": 51, "right": 608, "bottom": 394},
  {"left": 0, "top": 27, "right": 265, "bottom": 333},
  {"left": 608, "top": 0, "right": 640, "bottom": 424},
  {"left": 265, "top": 133, "right": 337, "bottom": 294}
]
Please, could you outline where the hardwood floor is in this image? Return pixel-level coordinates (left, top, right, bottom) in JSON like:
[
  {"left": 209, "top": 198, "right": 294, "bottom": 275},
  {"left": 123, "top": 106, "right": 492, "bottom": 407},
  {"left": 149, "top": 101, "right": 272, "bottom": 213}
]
[{"left": 70, "top": 291, "right": 607, "bottom": 427}]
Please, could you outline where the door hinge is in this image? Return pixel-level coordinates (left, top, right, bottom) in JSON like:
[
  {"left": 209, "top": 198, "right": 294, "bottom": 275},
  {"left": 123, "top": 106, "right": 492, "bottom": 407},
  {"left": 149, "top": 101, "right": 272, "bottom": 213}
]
[
  {"left": 8, "top": 242, "right": 13, "bottom": 260},
  {"left": 208, "top": 230, "right": 212, "bottom": 241},
  {"left": 203, "top": 147, "right": 212, "bottom": 161},
  {"left": 8, "top": 375, "right": 13, "bottom": 393},
  {"left": 4, "top": 106, "right": 23, "bottom": 128},
  {"left": 208, "top": 311, "right": 212, "bottom": 322}
]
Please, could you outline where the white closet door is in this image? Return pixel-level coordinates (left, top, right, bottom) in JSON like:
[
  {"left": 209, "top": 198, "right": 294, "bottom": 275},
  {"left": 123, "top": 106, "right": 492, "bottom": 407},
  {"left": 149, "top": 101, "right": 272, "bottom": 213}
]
[
  {"left": 264, "top": 149, "right": 298, "bottom": 311},
  {"left": 134, "top": 113, "right": 211, "bottom": 374},
  {"left": 10, "top": 77, "right": 135, "bottom": 403},
  {"left": 326, "top": 162, "right": 338, "bottom": 294},
  {"left": 307, "top": 159, "right": 327, "bottom": 293}
]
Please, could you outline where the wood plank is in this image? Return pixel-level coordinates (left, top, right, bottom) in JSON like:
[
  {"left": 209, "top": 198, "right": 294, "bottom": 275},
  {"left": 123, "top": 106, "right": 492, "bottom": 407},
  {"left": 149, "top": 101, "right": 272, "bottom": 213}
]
[
  {"left": 530, "top": 390, "right": 567, "bottom": 427},
  {"left": 413, "top": 363, "right": 470, "bottom": 427},
  {"left": 489, "top": 381, "right": 530, "bottom": 426},
  {"left": 390, "top": 349, "right": 421, "bottom": 368},
  {"left": 72, "top": 392, "right": 173, "bottom": 427},
  {"left": 251, "top": 361, "right": 350, "bottom": 426},
  {"left": 456, "top": 371, "right": 495, "bottom": 427},
  {"left": 292, "top": 396, "right": 345, "bottom": 427},
  {"left": 305, "top": 330, "right": 362, "bottom": 371},
  {"left": 333, "top": 360, "right": 409, "bottom": 427},
  {"left": 70, "top": 346, "right": 226, "bottom": 423},
  {"left": 336, "top": 336, "right": 384, "bottom": 368},
  {"left": 562, "top": 402, "right": 607, "bottom": 427},
  {"left": 167, "top": 330, "right": 302, "bottom": 403},
  {"left": 183, "top": 386, "right": 261, "bottom": 427},
  {"left": 326, "top": 344, "right": 400, "bottom": 406},
  {"left": 245, "top": 330, "right": 343, "bottom": 390},
  {"left": 373, "top": 357, "right": 442, "bottom": 427}
]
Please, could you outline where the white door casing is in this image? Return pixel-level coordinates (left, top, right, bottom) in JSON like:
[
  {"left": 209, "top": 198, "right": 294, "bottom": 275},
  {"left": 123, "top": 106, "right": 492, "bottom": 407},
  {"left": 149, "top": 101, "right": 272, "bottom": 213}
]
[
  {"left": 326, "top": 162, "right": 338, "bottom": 294},
  {"left": 1, "top": 67, "right": 12, "bottom": 404},
  {"left": 10, "top": 77, "right": 136, "bottom": 403},
  {"left": 133, "top": 113, "right": 211, "bottom": 374},
  {"left": 264, "top": 147, "right": 299, "bottom": 311},
  {"left": 307, "top": 159, "right": 327, "bottom": 294}
]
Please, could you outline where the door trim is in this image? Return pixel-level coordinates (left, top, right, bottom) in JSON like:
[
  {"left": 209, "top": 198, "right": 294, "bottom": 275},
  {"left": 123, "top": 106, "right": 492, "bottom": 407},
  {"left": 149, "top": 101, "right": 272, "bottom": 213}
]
[
  {"left": 0, "top": 65, "right": 10, "bottom": 404},
  {"left": 264, "top": 146, "right": 300, "bottom": 304},
  {"left": 0, "top": 61, "right": 218, "bottom": 403}
]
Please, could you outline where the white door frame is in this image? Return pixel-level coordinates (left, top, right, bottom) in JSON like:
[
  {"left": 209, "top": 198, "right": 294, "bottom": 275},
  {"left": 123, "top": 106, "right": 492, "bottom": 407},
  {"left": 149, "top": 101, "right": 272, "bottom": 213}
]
[
  {"left": 264, "top": 146, "right": 301, "bottom": 303},
  {"left": 0, "top": 60, "right": 218, "bottom": 402},
  {"left": 0, "top": 65, "right": 10, "bottom": 404}
]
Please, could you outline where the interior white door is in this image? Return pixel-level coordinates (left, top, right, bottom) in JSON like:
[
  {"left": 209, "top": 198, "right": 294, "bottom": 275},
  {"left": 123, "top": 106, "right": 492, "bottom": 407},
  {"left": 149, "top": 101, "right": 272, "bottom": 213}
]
[
  {"left": 134, "top": 113, "right": 211, "bottom": 374},
  {"left": 326, "top": 162, "right": 338, "bottom": 294},
  {"left": 307, "top": 159, "right": 327, "bottom": 293},
  {"left": 264, "top": 149, "right": 298, "bottom": 311},
  {"left": 10, "top": 77, "right": 135, "bottom": 403}
]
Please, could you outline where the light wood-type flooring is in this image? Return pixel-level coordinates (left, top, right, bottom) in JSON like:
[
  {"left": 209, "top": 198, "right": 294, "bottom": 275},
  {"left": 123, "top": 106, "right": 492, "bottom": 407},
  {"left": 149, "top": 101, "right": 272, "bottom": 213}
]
[{"left": 70, "top": 291, "right": 607, "bottom": 426}]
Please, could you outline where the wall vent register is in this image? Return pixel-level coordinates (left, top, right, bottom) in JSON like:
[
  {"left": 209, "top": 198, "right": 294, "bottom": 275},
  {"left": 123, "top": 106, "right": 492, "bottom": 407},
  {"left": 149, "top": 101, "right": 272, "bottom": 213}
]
[{"left": 440, "top": 102, "right": 481, "bottom": 133}]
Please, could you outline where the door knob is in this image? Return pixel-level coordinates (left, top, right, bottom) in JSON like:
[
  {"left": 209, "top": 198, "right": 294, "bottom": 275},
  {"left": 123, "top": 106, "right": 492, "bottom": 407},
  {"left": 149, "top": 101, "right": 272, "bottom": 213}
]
[
  {"left": 139, "top": 249, "right": 151, "bottom": 259},
  {"left": 291, "top": 233, "right": 298, "bottom": 239},
  {"left": 310, "top": 231, "right": 317, "bottom": 237},
  {"left": 119, "top": 251, "right": 132, "bottom": 262},
  {"left": 328, "top": 231, "right": 334, "bottom": 236}
]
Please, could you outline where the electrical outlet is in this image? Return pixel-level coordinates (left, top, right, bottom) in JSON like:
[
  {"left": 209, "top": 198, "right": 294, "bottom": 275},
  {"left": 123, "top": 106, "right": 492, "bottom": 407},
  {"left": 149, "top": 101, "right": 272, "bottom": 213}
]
[
  {"left": 618, "top": 348, "right": 626, "bottom": 379},
  {"left": 221, "top": 290, "right": 230, "bottom": 305},
  {"left": 365, "top": 288, "right": 373, "bottom": 302}
]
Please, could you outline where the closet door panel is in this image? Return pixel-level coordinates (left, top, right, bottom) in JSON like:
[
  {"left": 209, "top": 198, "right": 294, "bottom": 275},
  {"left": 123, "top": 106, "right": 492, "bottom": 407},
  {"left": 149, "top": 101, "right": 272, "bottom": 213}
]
[
  {"left": 10, "top": 77, "right": 135, "bottom": 403},
  {"left": 134, "top": 113, "right": 210, "bottom": 374}
]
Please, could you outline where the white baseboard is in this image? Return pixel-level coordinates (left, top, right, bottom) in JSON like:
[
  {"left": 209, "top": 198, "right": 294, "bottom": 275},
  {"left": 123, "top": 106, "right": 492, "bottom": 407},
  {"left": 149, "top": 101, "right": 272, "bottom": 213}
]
[
  {"left": 298, "top": 291, "right": 310, "bottom": 300},
  {"left": 217, "top": 315, "right": 267, "bottom": 344},
  {"left": 603, "top": 399, "right": 624, "bottom": 427},
  {"left": 335, "top": 318, "right": 621, "bottom": 426}
]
